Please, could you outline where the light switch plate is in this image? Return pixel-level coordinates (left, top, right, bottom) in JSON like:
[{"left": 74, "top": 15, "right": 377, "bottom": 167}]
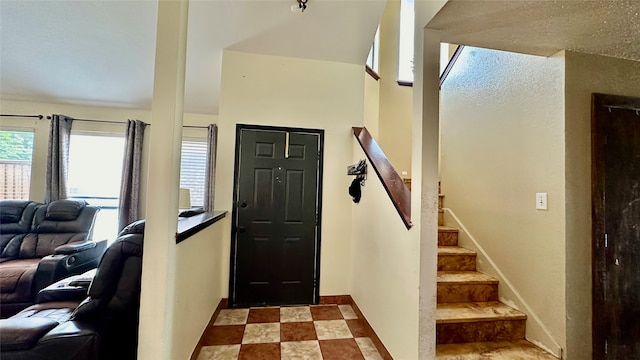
[{"left": 536, "top": 192, "right": 548, "bottom": 210}]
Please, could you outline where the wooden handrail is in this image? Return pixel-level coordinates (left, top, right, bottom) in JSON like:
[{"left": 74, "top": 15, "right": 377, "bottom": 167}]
[{"left": 352, "top": 127, "right": 412, "bottom": 229}]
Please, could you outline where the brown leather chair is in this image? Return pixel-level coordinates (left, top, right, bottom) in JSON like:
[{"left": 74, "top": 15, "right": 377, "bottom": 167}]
[
  {"left": 0, "top": 220, "right": 144, "bottom": 360},
  {"left": 0, "top": 200, "right": 104, "bottom": 317}
]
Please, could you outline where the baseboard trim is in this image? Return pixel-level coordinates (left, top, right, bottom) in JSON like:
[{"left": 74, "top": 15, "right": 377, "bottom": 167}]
[
  {"left": 190, "top": 298, "right": 228, "bottom": 360},
  {"left": 319, "top": 295, "right": 352, "bottom": 305},
  {"left": 345, "top": 295, "right": 394, "bottom": 360},
  {"left": 189, "top": 296, "right": 393, "bottom": 360}
]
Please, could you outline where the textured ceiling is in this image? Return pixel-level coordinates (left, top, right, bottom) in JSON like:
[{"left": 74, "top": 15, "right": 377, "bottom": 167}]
[
  {"left": 428, "top": 0, "right": 640, "bottom": 62},
  {"left": 0, "top": 0, "right": 385, "bottom": 114}
]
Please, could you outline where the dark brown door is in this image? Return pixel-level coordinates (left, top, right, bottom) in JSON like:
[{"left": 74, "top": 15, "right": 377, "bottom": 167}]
[
  {"left": 592, "top": 93, "right": 640, "bottom": 359},
  {"left": 230, "top": 125, "right": 323, "bottom": 307}
]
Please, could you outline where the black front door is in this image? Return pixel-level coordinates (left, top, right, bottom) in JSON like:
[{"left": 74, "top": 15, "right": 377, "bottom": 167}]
[
  {"left": 592, "top": 93, "right": 640, "bottom": 359},
  {"left": 230, "top": 125, "right": 323, "bottom": 307}
]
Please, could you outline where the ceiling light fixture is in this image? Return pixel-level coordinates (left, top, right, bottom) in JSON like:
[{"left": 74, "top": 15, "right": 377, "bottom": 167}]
[{"left": 291, "top": 0, "right": 308, "bottom": 13}]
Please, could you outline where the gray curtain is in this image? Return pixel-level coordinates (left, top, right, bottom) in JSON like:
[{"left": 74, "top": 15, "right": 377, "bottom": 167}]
[
  {"left": 118, "top": 119, "right": 147, "bottom": 231},
  {"left": 45, "top": 114, "right": 73, "bottom": 203},
  {"left": 203, "top": 124, "right": 218, "bottom": 211}
]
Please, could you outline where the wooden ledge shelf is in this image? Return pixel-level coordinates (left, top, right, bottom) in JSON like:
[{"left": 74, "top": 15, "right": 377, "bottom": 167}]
[{"left": 176, "top": 210, "right": 227, "bottom": 244}]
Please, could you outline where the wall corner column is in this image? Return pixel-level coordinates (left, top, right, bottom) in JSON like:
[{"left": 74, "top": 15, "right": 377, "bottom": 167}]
[
  {"left": 413, "top": 27, "right": 441, "bottom": 359},
  {"left": 137, "top": 0, "right": 189, "bottom": 359}
]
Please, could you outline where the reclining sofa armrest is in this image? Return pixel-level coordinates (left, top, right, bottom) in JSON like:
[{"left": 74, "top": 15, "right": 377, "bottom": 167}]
[
  {"left": 54, "top": 241, "right": 96, "bottom": 255},
  {"left": 33, "top": 240, "right": 107, "bottom": 295},
  {"left": 0, "top": 320, "right": 99, "bottom": 360},
  {"left": 35, "top": 269, "right": 96, "bottom": 303},
  {"left": 0, "top": 318, "right": 58, "bottom": 351}
]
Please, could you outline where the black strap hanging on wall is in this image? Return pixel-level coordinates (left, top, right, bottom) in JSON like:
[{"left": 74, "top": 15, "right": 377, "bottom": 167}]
[
  {"left": 349, "top": 177, "right": 362, "bottom": 203},
  {"left": 347, "top": 159, "right": 367, "bottom": 203}
]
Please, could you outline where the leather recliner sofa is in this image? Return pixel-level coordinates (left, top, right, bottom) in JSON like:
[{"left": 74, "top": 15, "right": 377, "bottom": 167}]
[
  {"left": 0, "top": 200, "right": 104, "bottom": 317},
  {"left": 0, "top": 219, "right": 145, "bottom": 360}
]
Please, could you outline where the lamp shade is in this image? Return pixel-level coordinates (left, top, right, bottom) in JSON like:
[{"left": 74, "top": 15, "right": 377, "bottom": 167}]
[{"left": 179, "top": 188, "right": 191, "bottom": 209}]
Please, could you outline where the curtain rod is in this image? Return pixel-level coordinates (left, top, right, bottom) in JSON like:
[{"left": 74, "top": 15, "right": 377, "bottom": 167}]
[
  {"left": 46, "top": 116, "right": 210, "bottom": 128},
  {"left": 47, "top": 116, "right": 130, "bottom": 125},
  {"left": 58, "top": 118, "right": 209, "bottom": 128},
  {"left": 4, "top": 114, "right": 210, "bottom": 128},
  {"left": 1, "top": 114, "right": 44, "bottom": 119}
]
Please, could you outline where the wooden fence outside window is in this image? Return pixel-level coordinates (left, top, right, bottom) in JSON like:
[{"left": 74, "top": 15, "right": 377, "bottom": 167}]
[{"left": 0, "top": 160, "right": 30, "bottom": 200}]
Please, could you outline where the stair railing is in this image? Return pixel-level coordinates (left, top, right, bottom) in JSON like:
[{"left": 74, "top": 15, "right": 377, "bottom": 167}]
[{"left": 352, "top": 127, "right": 412, "bottom": 229}]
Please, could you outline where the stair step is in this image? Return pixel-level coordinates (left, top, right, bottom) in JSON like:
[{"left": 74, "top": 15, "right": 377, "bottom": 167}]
[
  {"left": 438, "top": 247, "right": 476, "bottom": 271},
  {"left": 438, "top": 226, "right": 459, "bottom": 246},
  {"left": 438, "top": 246, "right": 476, "bottom": 256},
  {"left": 436, "top": 302, "right": 526, "bottom": 323},
  {"left": 438, "top": 271, "right": 497, "bottom": 285},
  {"left": 437, "top": 271, "right": 498, "bottom": 303},
  {"left": 436, "top": 340, "right": 559, "bottom": 359},
  {"left": 436, "top": 302, "right": 526, "bottom": 344}
]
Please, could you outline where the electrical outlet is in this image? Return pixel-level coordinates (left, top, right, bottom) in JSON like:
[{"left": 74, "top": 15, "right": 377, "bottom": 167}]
[{"left": 536, "top": 192, "right": 548, "bottom": 210}]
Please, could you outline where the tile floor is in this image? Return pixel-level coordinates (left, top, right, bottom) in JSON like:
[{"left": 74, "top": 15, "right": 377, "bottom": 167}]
[{"left": 196, "top": 304, "right": 384, "bottom": 360}]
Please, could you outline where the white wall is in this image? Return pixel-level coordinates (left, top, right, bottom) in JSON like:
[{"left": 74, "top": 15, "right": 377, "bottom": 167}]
[
  {"left": 439, "top": 47, "right": 566, "bottom": 354},
  {"left": 217, "top": 50, "right": 365, "bottom": 296},
  {"left": 172, "top": 216, "right": 228, "bottom": 360},
  {"left": 412, "top": 27, "right": 444, "bottom": 360},
  {"left": 363, "top": 72, "right": 380, "bottom": 139},
  {"left": 350, "top": 140, "right": 420, "bottom": 359},
  {"left": 564, "top": 52, "right": 640, "bottom": 360},
  {"left": 377, "top": 0, "right": 413, "bottom": 178}
]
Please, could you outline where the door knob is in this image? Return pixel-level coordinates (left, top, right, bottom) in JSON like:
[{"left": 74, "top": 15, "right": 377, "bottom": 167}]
[
  {"left": 238, "top": 226, "right": 246, "bottom": 233},
  {"left": 240, "top": 201, "right": 247, "bottom": 208}
]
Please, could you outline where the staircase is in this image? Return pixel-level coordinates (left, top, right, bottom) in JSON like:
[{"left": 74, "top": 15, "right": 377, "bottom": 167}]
[{"left": 435, "top": 189, "right": 558, "bottom": 359}]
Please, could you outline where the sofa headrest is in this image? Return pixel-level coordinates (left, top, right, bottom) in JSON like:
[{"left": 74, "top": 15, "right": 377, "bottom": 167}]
[
  {"left": 0, "top": 200, "right": 39, "bottom": 224},
  {"left": 45, "top": 200, "right": 87, "bottom": 221},
  {"left": 0, "top": 201, "right": 41, "bottom": 237},
  {"left": 118, "top": 219, "right": 145, "bottom": 237},
  {"left": 32, "top": 201, "right": 99, "bottom": 235}
]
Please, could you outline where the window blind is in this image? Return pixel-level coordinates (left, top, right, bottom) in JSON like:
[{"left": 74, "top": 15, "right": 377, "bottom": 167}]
[{"left": 180, "top": 140, "right": 207, "bottom": 207}]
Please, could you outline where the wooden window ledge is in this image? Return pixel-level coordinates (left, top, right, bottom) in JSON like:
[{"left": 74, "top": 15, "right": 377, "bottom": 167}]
[{"left": 176, "top": 210, "right": 227, "bottom": 244}]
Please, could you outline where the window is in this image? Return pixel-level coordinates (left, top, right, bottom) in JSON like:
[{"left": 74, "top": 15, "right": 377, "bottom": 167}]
[
  {"left": 398, "top": 0, "right": 414, "bottom": 84},
  {"left": 366, "top": 26, "right": 380, "bottom": 77},
  {"left": 180, "top": 139, "right": 207, "bottom": 208},
  {"left": 68, "top": 134, "right": 124, "bottom": 243},
  {"left": 0, "top": 130, "right": 34, "bottom": 200}
]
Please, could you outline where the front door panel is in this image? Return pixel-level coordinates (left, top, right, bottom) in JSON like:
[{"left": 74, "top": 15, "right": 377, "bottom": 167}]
[{"left": 231, "top": 126, "right": 322, "bottom": 307}]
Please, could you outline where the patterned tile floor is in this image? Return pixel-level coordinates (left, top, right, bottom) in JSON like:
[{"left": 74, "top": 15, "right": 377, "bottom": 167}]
[{"left": 196, "top": 304, "right": 384, "bottom": 360}]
